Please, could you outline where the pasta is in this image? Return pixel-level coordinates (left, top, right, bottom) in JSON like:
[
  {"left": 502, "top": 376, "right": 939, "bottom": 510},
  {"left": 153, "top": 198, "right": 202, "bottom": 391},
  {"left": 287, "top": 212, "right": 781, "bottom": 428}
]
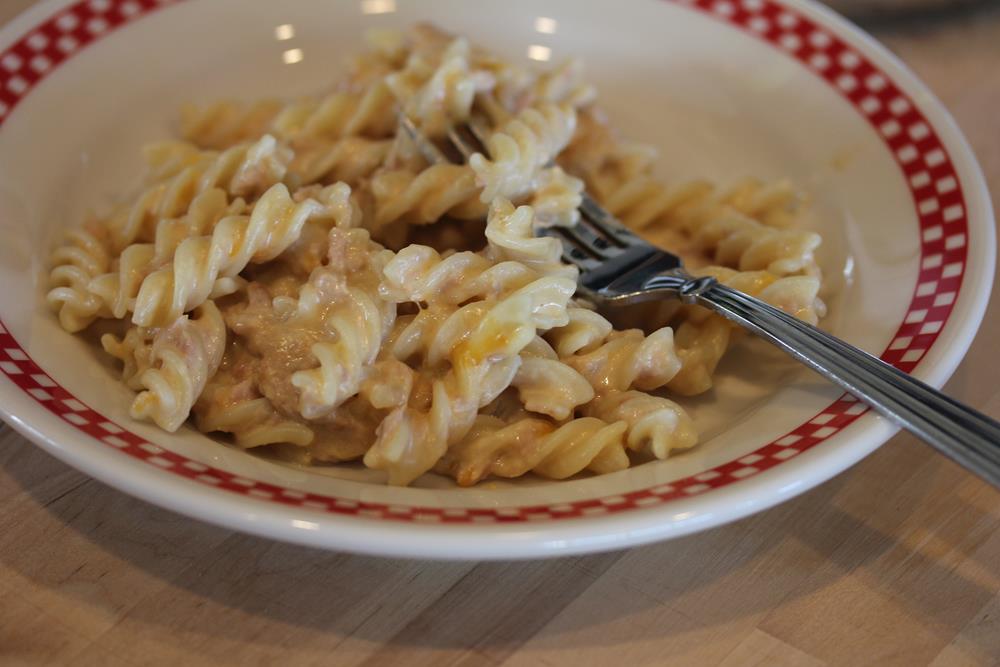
[
  {"left": 286, "top": 229, "right": 396, "bottom": 419},
  {"left": 49, "top": 24, "right": 830, "bottom": 487},
  {"left": 180, "top": 99, "right": 285, "bottom": 150},
  {"left": 89, "top": 188, "right": 246, "bottom": 320},
  {"left": 369, "top": 164, "right": 486, "bottom": 231},
  {"left": 484, "top": 198, "right": 578, "bottom": 278},
  {"left": 437, "top": 414, "right": 629, "bottom": 486},
  {"left": 47, "top": 222, "right": 113, "bottom": 332},
  {"left": 101, "top": 323, "right": 154, "bottom": 391},
  {"left": 555, "top": 323, "right": 683, "bottom": 394},
  {"left": 511, "top": 337, "right": 594, "bottom": 421},
  {"left": 470, "top": 103, "right": 577, "bottom": 203},
  {"left": 529, "top": 166, "right": 584, "bottom": 227},
  {"left": 194, "top": 346, "right": 316, "bottom": 449},
  {"left": 563, "top": 111, "right": 822, "bottom": 278},
  {"left": 365, "top": 269, "right": 576, "bottom": 485},
  {"left": 271, "top": 82, "right": 396, "bottom": 144},
  {"left": 386, "top": 37, "right": 493, "bottom": 138},
  {"left": 131, "top": 183, "right": 327, "bottom": 327},
  {"left": 116, "top": 134, "right": 292, "bottom": 252},
  {"left": 285, "top": 137, "right": 392, "bottom": 190},
  {"left": 584, "top": 391, "right": 697, "bottom": 460},
  {"left": 129, "top": 301, "right": 227, "bottom": 432}
]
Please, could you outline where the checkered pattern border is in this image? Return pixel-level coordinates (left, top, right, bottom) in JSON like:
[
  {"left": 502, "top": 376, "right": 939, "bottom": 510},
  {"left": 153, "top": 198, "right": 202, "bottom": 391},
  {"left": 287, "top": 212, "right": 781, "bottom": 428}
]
[{"left": 0, "top": 0, "right": 970, "bottom": 523}]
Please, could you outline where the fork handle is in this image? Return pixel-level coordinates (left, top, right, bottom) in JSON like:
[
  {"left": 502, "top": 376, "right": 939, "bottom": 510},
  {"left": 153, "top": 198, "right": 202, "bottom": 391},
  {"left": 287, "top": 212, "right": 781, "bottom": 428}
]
[{"left": 686, "top": 278, "right": 1000, "bottom": 487}]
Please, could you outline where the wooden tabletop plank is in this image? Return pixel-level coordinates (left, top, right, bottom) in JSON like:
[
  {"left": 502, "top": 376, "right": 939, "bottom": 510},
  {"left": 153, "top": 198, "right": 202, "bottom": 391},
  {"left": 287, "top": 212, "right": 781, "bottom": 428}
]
[{"left": 0, "top": 2, "right": 998, "bottom": 666}]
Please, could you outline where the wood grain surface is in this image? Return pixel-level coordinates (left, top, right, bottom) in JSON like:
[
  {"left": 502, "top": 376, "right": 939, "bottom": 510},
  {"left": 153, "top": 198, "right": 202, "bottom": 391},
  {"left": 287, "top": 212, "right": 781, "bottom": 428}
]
[{"left": 1, "top": 2, "right": 998, "bottom": 665}]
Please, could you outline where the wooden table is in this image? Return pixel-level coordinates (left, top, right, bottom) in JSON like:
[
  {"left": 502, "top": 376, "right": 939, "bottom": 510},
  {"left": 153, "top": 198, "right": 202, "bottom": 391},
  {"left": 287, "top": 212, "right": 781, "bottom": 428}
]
[{"left": 2, "top": 2, "right": 998, "bottom": 665}]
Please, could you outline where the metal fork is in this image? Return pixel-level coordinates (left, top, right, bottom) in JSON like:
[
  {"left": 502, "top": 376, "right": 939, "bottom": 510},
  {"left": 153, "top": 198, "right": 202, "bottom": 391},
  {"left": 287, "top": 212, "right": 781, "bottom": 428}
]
[{"left": 398, "top": 112, "right": 1000, "bottom": 487}]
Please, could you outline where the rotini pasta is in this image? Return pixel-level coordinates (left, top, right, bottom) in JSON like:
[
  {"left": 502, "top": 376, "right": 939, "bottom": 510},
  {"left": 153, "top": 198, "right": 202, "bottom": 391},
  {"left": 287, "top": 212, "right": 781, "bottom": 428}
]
[
  {"left": 484, "top": 198, "right": 578, "bottom": 279},
  {"left": 438, "top": 414, "right": 629, "bottom": 486},
  {"left": 132, "top": 183, "right": 326, "bottom": 327},
  {"left": 46, "top": 221, "right": 113, "bottom": 332},
  {"left": 369, "top": 164, "right": 486, "bottom": 230},
  {"left": 271, "top": 81, "right": 396, "bottom": 143},
  {"left": 565, "top": 119, "right": 821, "bottom": 278},
  {"left": 552, "top": 318, "right": 683, "bottom": 394},
  {"left": 130, "top": 301, "right": 228, "bottom": 432},
  {"left": 110, "top": 134, "right": 292, "bottom": 253},
  {"left": 287, "top": 229, "right": 396, "bottom": 419},
  {"left": 285, "top": 137, "right": 392, "bottom": 189},
  {"left": 665, "top": 315, "right": 733, "bottom": 396},
  {"left": 528, "top": 58, "right": 598, "bottom": 109},
  {"left": 59, "top": 136, "right": 288, "bottom": 330},
  {"left": 511, "top": 342, "right": 594, "bottom": 420},
  {"left": 142, "top": 140, "right": 204, "bottom": 183},
  {"left": 101, "top": 323, "right": 154, "bottom": 391},
  {"left": 721, "top": 178, "right": 805, "bottom": 229},
  {"left": 180, "top": 99, "right": 285, "bottom": 150},
  {"left": 387, "top": 37, "right": 494, "bottom": 139},
  {"left": 382, "top": 245, "right": 543, "bottom": 306},
  {"left": 583, "top": 390, "right": 697, "bottom": 460},
  {"left": 470, "top": 102, "right": 577, "bottom": 202},
  {"left": 661, "top": 265, "right": 825, "bottom": 395},
  {"left": 89, "top": 188, "right": 245, "bottom": 319},
  {"left": 51, "top": 23, "right": 832, "bottom": 487},
  {"left": 529, "top": 166, "right": 584, "bottom": 228}
]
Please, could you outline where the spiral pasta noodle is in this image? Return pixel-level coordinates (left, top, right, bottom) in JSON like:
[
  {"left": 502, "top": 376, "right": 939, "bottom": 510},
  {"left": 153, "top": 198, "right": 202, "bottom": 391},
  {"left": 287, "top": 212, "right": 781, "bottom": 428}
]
[
  {"left": 369, "top": 164, "right": 486, "bottom": 230},
  {"left": 101, "top": 324, "right": 154, "bottom": 391},
  {"left": 555, "top": 322, "right": 683, "bottom": 394},
  {"left": 88, "top": 188, "right": 244, "bottom": 320},
  {"left": 289, "top": 288, "right": 385, "bottom": 416},
  {"left": 382, "top": 244, "right": 543, "bottom": 306},
  {"left": 469, "top": 103, "right": 577, "bottom": 203},
  {"left": 46, "top": 222, "right": 113, "bottom": 332},
  {"left": 108, "top": 134, "right": 292, "bottom": 254},
  {"left": 363, "top": 365, "right": 501, "bottom": 485},
  {"left": 529, "top": 58, "right": 598, "bottom": 109},
  {"left": 180, "top": 99, "right": 285, "bottom": 150},
  {"left": 61, "top": 136, "right": 288, "bottom": 331},
  {"left": 142, "top": 140, "right": 204, "bottom": 183},
  {"left": 664, "top": 266, "right": 825, "bottom": 395},
  {"left": 132, "top": 183, "right": 325, "bottom": 327},
  {"left": 224, "top": 226, "right": 394, "bottom": 422},
  {"left": 529, "top": 166, "right": 584, "bottom": 228},
  {"left": 130, "top": 301, "right": 228, "bottom": 432},
  {"left": 510, "top": 340, "right": 594, "bottom": 420},
  {"left": 286, "top": 137, "right": 392, "bottom": 189},
  {"left": 583, "top": 390, "right": 697, "bottom": 460},
  {"left": 388, "top": 302, "right": 493, "bottom": 367},
  {"left": 571, "top": 136, "right": 821, "bottom": 278},
  {"left": 664, "top": 315, "right": 733, "bottom": 396},
  {"left": 288, "top": 229, "right": 397, "bottom": 419},
  {"left": 703, "top": 266, "right": 825, "bottom": 325},
  {"left": 271, "top": 81, "right": 396, "bottom": 142},
  {"left": 387, "top": 37, "right": 494, "bottom": 138},
  {"left": 720, "top": 178, "right": 805, "bottom": 229},
  {"left": 438, "top": 414, "right": 629, "bottom": 486},
  {"left": 484, "top": 198, "right": 577, "bottom": 279}
]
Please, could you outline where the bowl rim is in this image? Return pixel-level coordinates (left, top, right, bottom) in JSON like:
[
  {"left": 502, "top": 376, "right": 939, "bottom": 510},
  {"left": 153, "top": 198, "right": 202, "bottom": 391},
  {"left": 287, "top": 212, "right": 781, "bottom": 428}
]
[{"left": 0, "top": 0, "right": 993, "bottom": 559}]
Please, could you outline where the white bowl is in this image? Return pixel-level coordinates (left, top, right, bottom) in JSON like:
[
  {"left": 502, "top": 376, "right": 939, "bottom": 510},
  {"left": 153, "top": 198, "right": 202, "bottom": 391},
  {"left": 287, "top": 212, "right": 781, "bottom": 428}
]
[{"left": 0, "top": 0, "right": 993, "bottom": 559}]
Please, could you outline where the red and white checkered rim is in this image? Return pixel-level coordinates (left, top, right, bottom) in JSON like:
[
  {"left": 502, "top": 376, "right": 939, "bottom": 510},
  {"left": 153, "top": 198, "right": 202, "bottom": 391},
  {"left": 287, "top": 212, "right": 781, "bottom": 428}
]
[{"left": 0, "top": 0, "right": 970, "bottom": 524}]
